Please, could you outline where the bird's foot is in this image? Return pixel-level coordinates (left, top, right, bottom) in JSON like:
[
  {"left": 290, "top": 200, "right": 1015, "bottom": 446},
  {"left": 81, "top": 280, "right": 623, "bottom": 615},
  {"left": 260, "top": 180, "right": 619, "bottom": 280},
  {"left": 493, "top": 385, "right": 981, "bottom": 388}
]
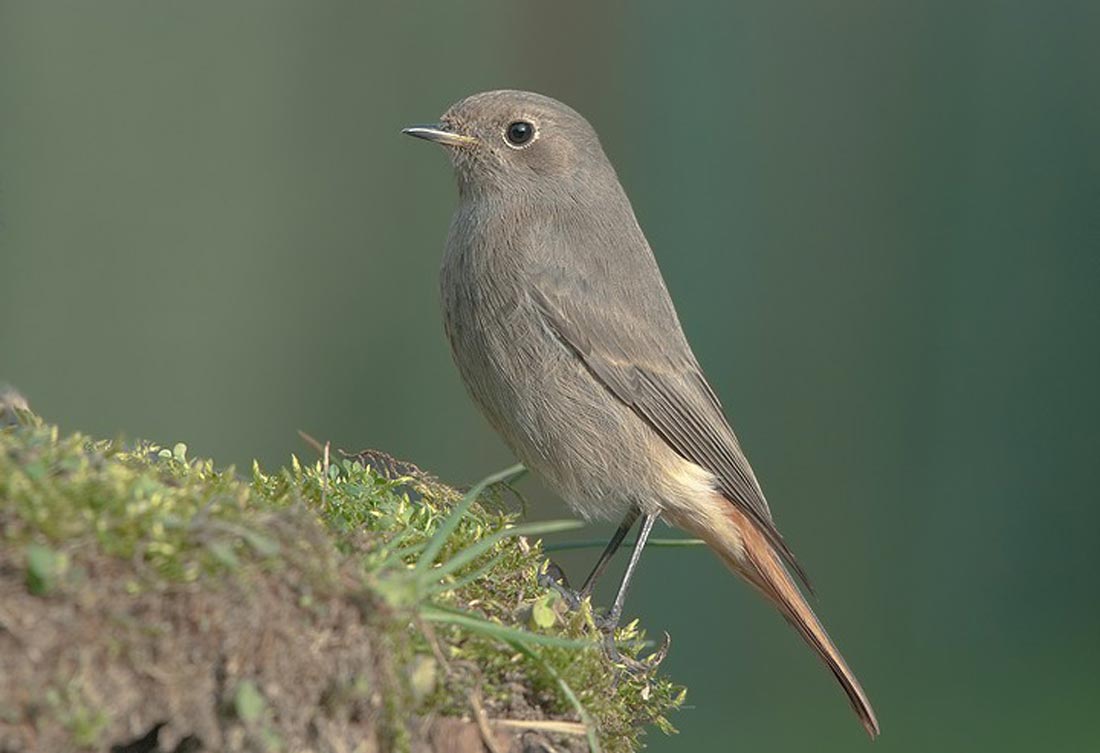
[
  {"left": 602, "top": 630, "right": 671, "bottom": 675},
  {"left": 536, "top": 560, "right": 584, "bottom": 610},
  {"left": 536, "top": 561, "right": 670, "bottom": 673},
  {"left": 596, "top": 603, "right": 671, "bottom": 674},
  {"left": 537, "top": 569, "right": 625, "bottom": 632}
]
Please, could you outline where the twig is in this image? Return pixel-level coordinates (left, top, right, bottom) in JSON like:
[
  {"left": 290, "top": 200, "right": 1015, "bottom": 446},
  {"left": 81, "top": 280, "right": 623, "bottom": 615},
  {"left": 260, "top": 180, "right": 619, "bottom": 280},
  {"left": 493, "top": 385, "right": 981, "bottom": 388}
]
[
  {"left": 470, "top": 688, "right": 506, "bottom": 753},
  {"left": 418, "top": 618, "right": 451, "bottom": 675},
  {"left": 296, "top": 430, "right": 325, "bottom": 455},
  {"left": 488, "top": 718, "right": 589, "bottom": 736}
]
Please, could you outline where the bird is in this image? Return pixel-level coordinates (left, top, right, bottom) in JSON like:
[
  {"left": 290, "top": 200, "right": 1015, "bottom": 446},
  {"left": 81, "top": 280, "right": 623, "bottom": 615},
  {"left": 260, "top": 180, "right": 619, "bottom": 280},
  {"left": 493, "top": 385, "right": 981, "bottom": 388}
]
[{"left": 403, "top": 89, "right": 879, "bottom": 738}]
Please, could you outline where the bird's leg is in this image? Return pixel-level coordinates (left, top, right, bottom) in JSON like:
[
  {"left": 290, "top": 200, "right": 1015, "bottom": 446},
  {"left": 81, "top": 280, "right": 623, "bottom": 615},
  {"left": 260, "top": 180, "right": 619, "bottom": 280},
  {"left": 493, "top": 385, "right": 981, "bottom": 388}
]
[
  {"left": 601, "top": 512, "right": 659, "bottom": 668},
  {"left": 537, "top": 506, "right": 639, "bottom": 610},
  {"left": 579, "top": 506, "right": 640, "bottom": 598},
  {"left": 602, "top": 511, "right": 656, "bottom": 630}
]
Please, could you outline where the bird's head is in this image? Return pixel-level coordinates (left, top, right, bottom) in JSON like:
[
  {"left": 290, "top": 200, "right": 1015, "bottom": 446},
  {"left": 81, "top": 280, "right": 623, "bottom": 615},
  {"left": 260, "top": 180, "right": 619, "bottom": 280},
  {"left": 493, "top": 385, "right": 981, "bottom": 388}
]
[{"left": 403, "top": 90, "right": 614, "bottom": 197}]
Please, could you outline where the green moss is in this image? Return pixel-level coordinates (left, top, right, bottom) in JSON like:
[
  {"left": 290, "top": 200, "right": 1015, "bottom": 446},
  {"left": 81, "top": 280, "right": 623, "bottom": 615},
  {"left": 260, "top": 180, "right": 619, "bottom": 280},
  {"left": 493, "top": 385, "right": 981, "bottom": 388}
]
[
  {"left": 0, "top": 417, "right": 285, "bottom": 584},
  {"left": 0, "top": 412, "right": 684, "bottom": 751},
  {"left": 44, "top": 684, "right": 109, "bottom": 750}
]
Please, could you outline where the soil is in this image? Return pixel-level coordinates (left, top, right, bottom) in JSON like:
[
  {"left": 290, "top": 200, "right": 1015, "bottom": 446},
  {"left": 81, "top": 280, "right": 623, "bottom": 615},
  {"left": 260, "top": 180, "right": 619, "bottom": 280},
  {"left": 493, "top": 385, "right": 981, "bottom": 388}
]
[{"left": 0, "top": 545, "right": 578, "bottom": 753}]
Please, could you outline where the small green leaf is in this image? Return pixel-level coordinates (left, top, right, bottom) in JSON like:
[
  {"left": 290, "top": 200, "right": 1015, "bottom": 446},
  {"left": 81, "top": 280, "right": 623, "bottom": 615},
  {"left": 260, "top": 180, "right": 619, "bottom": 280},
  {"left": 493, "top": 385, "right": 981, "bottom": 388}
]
[
  {"left": 172, "top": 442, "right": 188, "bottom": 461},
  {"left": 233, "top": 680, "right": 266, "bottom": 723},
  {"left": 26, "top": 543, "right": 65, "bottom": 595},
  {"left": 530, "top": 590, "right": 559, "bottom": 629}
]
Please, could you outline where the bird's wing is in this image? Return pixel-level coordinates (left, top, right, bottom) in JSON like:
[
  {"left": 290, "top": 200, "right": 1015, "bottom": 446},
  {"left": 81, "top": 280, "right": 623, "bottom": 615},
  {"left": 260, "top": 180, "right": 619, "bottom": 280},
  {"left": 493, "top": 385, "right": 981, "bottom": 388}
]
[{"left": 531, "top": 279, "right": 812, "bottom": 590}]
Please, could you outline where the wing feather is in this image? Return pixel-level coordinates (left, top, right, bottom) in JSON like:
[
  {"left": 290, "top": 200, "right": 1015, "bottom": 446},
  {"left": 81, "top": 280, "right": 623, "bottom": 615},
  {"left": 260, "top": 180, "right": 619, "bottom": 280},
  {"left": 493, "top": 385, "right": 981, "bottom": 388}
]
[{"left": 532, "top": 284, "right": 813, "bottom": 591}]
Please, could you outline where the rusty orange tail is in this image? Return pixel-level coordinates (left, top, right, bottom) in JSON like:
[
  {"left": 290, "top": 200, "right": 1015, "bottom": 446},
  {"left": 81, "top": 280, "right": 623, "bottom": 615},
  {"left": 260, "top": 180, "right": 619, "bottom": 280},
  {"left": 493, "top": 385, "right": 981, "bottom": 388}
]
[{"left": 671, "top": 497, "right": 880, "bottom": 738}]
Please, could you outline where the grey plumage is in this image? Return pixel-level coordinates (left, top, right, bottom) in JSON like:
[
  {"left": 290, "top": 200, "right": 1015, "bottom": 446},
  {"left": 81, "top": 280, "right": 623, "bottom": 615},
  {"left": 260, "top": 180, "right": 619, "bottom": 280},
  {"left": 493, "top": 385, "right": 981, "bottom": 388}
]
[{"left": 405, "top": 89, "right": 878, "bottom": 738}]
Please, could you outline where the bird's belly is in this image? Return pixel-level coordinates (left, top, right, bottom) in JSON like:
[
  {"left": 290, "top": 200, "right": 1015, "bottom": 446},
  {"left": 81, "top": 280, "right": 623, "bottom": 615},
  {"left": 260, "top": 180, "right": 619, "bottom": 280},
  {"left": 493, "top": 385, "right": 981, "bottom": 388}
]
[{"left": 444, "top": 290, "right": 668, "bottom": 520}]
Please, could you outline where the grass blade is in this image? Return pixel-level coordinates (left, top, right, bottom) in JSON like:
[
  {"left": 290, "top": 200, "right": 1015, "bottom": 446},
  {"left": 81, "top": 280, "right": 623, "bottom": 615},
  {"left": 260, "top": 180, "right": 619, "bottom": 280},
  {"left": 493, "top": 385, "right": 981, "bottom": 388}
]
[
  {"left": 423, "top": 550, "right": 509, "bottom": 596},
  {"left": 544, "top": 537, "right": 705, "bottom": 553},
  {"left": 420, "top": 604, "right": 593, "bottom": 649},
  {"left": 415, "top": 463, "right": 525, "bottom": 575},
  {"left": 424, "top": 520, "right": 584, "bottom": 594},
  {"left": 377, "top": 540, "right": 429, "bottom": 568},
  {"left": 428, "top": 519, "right": 583, "bottom": 582}
]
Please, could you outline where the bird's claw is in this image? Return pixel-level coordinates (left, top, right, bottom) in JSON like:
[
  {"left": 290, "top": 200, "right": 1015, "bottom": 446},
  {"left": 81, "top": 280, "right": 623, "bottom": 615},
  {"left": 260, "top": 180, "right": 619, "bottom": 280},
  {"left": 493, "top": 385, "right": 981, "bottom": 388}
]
[
  {"left": 537, "top": 560, "right": 583, "bottom": 610},
  {"left": 603, "top": 631, "right": 671, "bottom": 675},
  {"left": 646, "top": 630, "right": 672, "bottom": 667}
]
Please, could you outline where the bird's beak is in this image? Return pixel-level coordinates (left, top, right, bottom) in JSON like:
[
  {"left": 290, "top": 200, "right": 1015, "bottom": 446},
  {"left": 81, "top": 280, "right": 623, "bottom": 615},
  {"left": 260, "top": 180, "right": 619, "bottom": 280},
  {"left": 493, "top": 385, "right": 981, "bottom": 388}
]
[{"left": 401, "top": 124, "right": 478, "bottom": 148}]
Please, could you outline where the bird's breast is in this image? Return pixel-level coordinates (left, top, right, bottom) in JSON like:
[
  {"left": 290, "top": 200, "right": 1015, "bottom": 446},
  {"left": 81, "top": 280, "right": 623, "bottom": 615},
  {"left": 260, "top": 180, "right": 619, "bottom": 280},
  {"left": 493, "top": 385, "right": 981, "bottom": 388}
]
[{"left": 436, "top": 199, "right": 692, "bottom": 519}]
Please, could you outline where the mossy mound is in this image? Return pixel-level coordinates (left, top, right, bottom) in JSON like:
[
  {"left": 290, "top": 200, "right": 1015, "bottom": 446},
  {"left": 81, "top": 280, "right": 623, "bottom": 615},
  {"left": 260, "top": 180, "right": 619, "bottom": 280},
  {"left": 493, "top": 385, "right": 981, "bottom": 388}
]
[{"left": 0, "top": 410, "right": 683, "bottom": 752}]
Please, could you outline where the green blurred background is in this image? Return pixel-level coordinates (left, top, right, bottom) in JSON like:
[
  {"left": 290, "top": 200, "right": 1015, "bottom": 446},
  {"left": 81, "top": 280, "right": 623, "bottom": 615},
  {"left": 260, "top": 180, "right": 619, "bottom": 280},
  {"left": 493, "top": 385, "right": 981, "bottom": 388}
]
[{"left": 2, "top": 2, "right": 1098, "bottom": 750}]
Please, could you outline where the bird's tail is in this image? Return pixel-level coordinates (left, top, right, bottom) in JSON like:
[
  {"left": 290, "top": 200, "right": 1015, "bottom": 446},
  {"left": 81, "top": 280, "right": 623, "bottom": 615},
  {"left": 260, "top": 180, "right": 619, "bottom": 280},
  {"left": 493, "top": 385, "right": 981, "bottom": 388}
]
[{"left": 669, "top": 497, "right": 880, "bottom": 738}]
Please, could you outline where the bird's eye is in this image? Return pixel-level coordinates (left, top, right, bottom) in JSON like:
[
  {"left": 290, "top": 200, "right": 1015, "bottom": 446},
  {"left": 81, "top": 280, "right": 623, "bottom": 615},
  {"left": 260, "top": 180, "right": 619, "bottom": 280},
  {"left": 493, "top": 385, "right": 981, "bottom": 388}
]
[{"left": 505, "top": 120, "right": 536, "bottom": 147}]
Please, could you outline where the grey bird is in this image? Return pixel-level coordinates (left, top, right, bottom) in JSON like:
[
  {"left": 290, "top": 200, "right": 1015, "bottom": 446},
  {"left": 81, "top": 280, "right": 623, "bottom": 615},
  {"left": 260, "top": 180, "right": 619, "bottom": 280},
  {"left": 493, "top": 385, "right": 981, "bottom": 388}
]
[{"left": 403, "top": 90, "right": 879, "bottom": 738}]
